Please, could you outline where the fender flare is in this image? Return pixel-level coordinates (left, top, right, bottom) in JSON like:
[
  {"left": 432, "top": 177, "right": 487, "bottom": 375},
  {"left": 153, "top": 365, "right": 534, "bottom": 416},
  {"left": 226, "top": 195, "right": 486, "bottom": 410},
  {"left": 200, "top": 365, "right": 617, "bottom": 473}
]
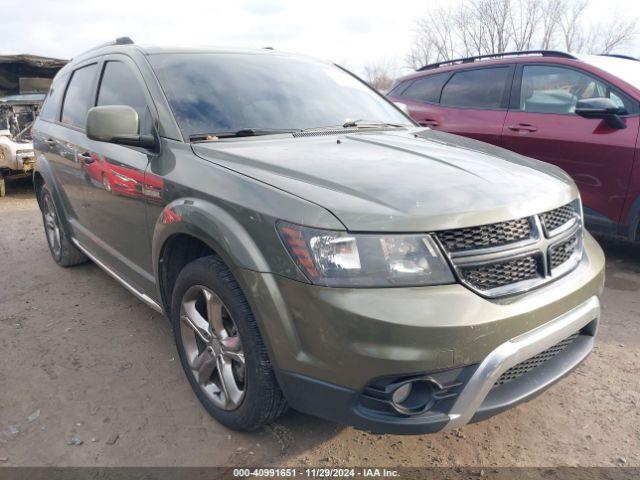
[
  {"left": 33, "top": 154, "right": 75, "bottom": 237},
  {"left": 152, "top": 197, "right": 273, "bottom": 290}
]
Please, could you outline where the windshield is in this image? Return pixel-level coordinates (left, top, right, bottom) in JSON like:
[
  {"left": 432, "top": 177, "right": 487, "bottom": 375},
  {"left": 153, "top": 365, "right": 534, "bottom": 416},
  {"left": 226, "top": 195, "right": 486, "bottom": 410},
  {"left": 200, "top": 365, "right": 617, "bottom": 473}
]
[
  {"left": 579, "top": 55, "right": 640, "bottom": 90},
  {"left": 149, "top": 53, "right": 412, "bottom": 139}
]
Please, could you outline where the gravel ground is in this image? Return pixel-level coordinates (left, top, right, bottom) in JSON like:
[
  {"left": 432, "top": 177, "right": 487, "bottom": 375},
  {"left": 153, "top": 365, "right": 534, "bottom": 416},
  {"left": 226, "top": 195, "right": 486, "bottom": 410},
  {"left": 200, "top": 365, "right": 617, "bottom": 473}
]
[{"left": 0, "top": 178, "right": 638, "bottom": 468}]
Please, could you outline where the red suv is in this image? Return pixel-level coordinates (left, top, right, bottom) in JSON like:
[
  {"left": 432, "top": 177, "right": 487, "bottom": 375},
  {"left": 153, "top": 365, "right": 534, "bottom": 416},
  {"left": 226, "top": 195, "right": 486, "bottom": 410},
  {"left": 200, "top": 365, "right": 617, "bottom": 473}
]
[{"left": 389, "top": 51, "right": 640, "bottom": 242}]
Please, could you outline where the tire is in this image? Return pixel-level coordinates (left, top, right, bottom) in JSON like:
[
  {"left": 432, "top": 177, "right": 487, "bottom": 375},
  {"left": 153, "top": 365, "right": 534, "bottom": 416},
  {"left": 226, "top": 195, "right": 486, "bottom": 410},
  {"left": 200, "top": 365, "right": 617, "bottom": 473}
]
[
  {"left": 40, "top": 186, "right": 88, "bottom": 267},
  {"left": 171, "top": 255, "right": 288, "bottom": 431},
  {"left": 0, "top": 176, "right": 5, "bottom": 197}
]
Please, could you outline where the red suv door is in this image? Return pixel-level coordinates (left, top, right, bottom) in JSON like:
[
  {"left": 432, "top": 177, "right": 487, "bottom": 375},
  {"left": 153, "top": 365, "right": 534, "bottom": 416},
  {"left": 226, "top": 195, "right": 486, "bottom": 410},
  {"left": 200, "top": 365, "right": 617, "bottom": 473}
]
[
  {"left": 502, "top": 64, "right": 639, "bottom": 230},
  {"left": 390, "top": 65, "right": 515, "bottom": 145}
]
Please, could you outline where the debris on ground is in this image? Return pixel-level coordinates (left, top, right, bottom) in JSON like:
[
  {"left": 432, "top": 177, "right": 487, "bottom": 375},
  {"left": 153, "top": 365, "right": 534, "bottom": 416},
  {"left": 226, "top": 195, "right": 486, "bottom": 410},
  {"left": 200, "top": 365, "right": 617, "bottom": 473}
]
[
  {"left": 66, "top": 436, "right": 83, "bottom": 446},
  {"left": 1, "top": 426, "right": 19, "bottom": 439}
]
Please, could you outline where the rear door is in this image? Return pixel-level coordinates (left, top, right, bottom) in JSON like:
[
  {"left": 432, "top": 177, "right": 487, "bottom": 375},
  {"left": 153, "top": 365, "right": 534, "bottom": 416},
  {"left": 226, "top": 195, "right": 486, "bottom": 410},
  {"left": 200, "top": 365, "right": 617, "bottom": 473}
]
[
  {"left": 393, "top": 66, "right": 515, "bottom": 145},
  {"left": 389, "top": 72, "right": 451, "bottom": 128},
  {"left": 78, "top": 55, "right": 158, "bottom": 293},
  {"left": 501, "top": 63, "right": 640, "bottom": 230},
  {"left": 35, "top": 62, "right": 99, "bottom": 231}
]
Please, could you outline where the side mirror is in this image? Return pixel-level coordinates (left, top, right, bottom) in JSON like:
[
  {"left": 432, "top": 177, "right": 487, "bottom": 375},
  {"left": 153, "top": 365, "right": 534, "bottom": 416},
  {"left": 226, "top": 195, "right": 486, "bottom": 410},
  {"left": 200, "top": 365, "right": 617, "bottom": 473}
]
[
  {"left": 86, "top": 105, "right": 157, "bottom": 149},
  {"left": 575, "top": 97, "right": 627, "bottom": 129}
]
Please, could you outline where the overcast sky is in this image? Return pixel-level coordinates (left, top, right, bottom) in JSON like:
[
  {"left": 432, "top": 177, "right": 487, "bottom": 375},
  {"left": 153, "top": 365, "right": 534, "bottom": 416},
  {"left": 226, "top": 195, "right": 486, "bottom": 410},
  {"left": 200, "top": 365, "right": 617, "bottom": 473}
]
[{"left": 2, "top": 0, "right": 639, "bottom": 77}]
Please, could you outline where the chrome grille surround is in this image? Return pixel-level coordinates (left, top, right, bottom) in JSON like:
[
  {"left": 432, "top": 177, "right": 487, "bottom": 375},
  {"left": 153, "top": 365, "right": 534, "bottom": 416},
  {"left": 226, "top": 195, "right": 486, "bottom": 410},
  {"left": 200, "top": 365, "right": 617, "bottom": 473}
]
[{"left": 436, "top": 200, "right": 583, "bottom": 297}]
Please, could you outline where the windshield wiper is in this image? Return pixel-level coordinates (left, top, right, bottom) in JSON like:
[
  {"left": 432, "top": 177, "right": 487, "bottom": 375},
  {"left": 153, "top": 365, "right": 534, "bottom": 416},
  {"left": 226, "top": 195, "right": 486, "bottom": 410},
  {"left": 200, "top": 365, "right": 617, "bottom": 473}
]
[
  {"left": 341, "top": 119, "right": 407, "bottom": 128},
  {"left": 189, "top": 128, "right": 301, "bottom": 142}
]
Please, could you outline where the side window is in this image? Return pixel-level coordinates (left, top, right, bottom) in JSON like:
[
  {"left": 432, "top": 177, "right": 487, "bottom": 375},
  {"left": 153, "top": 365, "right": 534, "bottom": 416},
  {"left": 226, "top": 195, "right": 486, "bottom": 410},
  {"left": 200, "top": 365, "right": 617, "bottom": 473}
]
[
  {"left": 520, "top": 65, "right": 635, "bottom": 115},
  {"left": 400, "top": 73, "right": 449, "bottom": 104},
  {"left": 388, "top": 81, "right": 409, "bottom": 97},
  {"left": 39, "top": 73, "right": 68, "bottom": 121},
  {"left": 97, "top": 61, "right": 151, "bottom": 134},
  {"left": 61, "top": 64, "right": 98, "bottom": 128},
  {"left": 440, "top": 67, "right": 511, "bottom": 109}
]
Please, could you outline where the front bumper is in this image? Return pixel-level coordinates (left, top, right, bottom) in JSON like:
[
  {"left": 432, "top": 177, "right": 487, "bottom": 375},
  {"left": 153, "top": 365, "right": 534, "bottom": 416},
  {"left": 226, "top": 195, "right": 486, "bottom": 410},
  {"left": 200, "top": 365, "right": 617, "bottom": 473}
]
[
  {"left": 235, "top": 232, "right": 604, "bottom": 434},
  {"left": 279, "top": 297, "right": 597, "bottom": 434}
]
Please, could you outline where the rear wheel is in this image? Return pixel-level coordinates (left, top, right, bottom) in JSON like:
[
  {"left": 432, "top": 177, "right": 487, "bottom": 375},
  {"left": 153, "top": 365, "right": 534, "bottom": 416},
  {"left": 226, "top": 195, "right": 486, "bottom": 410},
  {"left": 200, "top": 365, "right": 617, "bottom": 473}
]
[
  {"left": 40, "top": 186, "right": 87, "bottom": 267},
  {"left": 171, "top": 255, "right": 288, "bottom": 431}
]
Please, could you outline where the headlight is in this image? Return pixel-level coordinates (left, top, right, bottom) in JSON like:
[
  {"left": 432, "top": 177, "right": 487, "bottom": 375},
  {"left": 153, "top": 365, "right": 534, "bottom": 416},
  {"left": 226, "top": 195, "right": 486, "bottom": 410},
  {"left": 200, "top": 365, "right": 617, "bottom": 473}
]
[{"left": 278, "top": 222, "right": 455, "bottom": 287}]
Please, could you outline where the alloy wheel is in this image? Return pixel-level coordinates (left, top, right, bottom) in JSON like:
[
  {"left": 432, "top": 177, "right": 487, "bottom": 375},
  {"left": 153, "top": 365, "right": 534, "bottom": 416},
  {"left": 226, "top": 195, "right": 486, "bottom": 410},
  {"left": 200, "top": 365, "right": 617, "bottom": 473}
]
[
  {"left": 179, "top": 285, "right": 246, "bottom": 410},
  {"left": 43, "top": 194, "right": 62, "bottom": 258}
]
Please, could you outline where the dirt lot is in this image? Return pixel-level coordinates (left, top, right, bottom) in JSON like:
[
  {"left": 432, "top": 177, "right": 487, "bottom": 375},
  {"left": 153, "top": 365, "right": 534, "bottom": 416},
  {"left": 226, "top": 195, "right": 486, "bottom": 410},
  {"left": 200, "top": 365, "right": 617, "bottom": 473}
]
[{"left": 0, "top": 178, "right": 638, "bottom": 468}]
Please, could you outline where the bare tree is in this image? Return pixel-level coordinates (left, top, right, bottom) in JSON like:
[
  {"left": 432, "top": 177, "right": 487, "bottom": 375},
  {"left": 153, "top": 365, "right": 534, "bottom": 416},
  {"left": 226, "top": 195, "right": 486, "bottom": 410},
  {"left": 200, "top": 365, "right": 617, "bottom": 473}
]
[
  {"left": 510, "top": 0, "right": 542, "bottom": 50},
  {"left": 364, "top": 59, "right": 398, "bottom": 92},
  {"left": 454, "top": 2, "right": 488, "bottom": 56},
  {"left": 538, "top": 0, "right": 566, "bottom": 49},
  {"left": 558, "top": 0, "right": 590, "bottom": 52},
  {"left": 407, "top": 0, "right": 638, "bottom": 70},
  {"left": 475, "top": 0, "right": 513, "bottom": 53},
  {"left": 588, "top": 17, "right": 638, "bottom": 54},
  {"left": 405, "top": 40, "right": 436, "bottom": 70}
]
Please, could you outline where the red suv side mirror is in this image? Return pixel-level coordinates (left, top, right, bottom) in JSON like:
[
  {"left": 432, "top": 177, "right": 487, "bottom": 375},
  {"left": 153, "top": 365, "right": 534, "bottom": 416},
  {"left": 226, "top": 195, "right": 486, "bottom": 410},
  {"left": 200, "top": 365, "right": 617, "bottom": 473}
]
[{"left": 575, "top": 97, "right": 627, "bottom": 129}]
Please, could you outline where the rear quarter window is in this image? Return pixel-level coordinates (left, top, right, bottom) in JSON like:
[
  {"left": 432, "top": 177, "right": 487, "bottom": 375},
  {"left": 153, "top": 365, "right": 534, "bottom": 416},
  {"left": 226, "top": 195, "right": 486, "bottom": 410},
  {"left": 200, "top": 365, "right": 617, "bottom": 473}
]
[
  {"left": 61, "top": 64, "right": 98, "bottom": 128},
  {"left": 399, "top": 73, "right": 450, "bottom": 104},
  {"left": 39, "top": 73, "right": 68, "bottom": 122}
]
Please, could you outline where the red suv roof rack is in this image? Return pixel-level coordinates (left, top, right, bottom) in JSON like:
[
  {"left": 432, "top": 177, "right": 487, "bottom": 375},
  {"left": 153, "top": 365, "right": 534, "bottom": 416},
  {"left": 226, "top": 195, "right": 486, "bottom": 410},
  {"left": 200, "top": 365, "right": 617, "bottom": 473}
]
[{"left": 417, "top": 50, "right": 578, "bottom": 71}]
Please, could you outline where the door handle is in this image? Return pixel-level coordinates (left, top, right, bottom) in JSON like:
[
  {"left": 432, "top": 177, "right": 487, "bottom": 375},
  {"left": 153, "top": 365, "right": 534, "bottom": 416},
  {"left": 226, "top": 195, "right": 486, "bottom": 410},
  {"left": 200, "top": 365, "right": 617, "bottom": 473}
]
[
  {"left": 45, "top": 138, "right": 56, "bottom": 146},
  {"left": 419, "top": 119, "right": 439, "bottom": 127},
  {"left": 507, "top": 123, "right": 537, "bottom": 132},
  {"left": 78, "top": 152, "right": 96, "bottom": 164}
]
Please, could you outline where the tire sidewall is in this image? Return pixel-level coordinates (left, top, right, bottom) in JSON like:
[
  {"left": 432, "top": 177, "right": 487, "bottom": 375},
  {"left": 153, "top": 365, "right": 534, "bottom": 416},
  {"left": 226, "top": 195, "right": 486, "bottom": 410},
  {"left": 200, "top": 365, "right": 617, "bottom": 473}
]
[
  {"left": 40, "top": 187, "right": 64, "bottom": 264},
  {"left": 170, "top": 257, "right": 272, "bottom": 430}
]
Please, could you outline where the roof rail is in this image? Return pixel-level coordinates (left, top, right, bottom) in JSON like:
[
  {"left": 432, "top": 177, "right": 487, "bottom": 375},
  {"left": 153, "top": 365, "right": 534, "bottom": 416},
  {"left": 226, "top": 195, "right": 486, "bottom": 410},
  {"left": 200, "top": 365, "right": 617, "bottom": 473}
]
[
  {"left": 418, "top": 50, "right": 577, "bottom": 71},
  {"left": 79, "top": 37, "right": 135, "bottom": 56},
  {"left": 599, "top": 53, "right": 638, "bottom": 61}
]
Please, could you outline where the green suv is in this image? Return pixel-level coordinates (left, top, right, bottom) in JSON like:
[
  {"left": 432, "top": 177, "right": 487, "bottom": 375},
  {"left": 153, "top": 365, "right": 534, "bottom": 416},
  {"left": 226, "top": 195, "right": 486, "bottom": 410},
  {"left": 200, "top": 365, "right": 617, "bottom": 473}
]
[{"left": 32, "top": 38, "right": 605, "bottom": 434}]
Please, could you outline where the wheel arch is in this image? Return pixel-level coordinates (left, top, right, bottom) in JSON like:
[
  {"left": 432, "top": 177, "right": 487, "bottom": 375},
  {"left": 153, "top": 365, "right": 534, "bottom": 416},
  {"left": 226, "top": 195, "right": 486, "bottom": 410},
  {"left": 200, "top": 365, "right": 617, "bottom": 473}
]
[
  {"left": 32, "top": 155, "right": 74, "bottom": 236},
  {"left": 152, "top": 198, "right": 275, "bottom": 314},
  {"left": 623, "top": 194, "right": 640, "bottom": 241}
]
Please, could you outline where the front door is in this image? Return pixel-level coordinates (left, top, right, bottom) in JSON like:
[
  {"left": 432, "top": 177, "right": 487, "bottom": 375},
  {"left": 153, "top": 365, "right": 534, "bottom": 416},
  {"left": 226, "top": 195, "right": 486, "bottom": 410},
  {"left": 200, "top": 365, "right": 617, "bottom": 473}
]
[
  {"left": 502, "top": 64, "right": 640, "bottom": 231},
  {"left": 78, "top": 56, "right": 157, "bottom": 293}
]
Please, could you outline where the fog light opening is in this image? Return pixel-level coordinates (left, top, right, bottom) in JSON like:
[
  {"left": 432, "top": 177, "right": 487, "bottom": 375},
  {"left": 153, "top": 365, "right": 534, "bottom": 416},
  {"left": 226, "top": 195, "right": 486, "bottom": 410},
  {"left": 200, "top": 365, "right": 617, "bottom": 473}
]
[
  {"left": 391, "top": 383, "right": 412, "bottom": 404},
  {"left": 391, "top": 380, "right": 436, "bottom": 415}
]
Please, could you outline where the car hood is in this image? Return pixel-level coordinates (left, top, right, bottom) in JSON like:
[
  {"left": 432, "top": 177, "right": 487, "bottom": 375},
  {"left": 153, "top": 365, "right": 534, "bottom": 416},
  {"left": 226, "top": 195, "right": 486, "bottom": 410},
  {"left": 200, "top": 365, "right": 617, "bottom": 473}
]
[{"left": 192, "top": 128, "right": 578, "bottom": 232}]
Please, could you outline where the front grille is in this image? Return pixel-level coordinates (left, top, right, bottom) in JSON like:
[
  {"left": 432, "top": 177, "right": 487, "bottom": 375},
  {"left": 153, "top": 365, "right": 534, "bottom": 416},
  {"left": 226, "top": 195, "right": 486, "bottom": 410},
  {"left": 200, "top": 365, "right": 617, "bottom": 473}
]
[
  {"left": 459, "top": 255, "right": 540, "bottom": 291},
  {"left": 436, "top": 217, "right": 531, "bottom": 252},
  {"left": 540, "top": 203, "right": 576, "bottom": 233},
  {"left": 494, "top": 333, "right": 580, "bottom": 386},
  {"left": 437, "top": 200, "right": 583, "bottom": 297},
  {"left": 550, "top": 234, "right": 579, "bottom": 269}
]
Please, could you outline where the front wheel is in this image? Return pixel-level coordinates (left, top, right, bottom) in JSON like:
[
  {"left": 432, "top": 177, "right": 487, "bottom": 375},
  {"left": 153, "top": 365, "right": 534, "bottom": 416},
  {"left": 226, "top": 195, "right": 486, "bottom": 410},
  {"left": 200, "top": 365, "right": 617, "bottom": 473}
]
[{"left": 171, "top": 255, "right": 288, "bottom": 431}]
